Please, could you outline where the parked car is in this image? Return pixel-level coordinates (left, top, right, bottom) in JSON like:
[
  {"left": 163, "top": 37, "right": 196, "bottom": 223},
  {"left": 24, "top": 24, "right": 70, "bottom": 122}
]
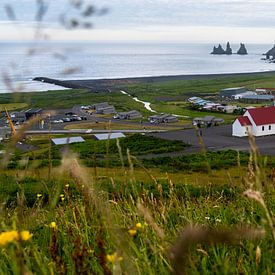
[
  {"left": 62, "top": 118, "right": 71, "bottom": 122},
  {"left": 52, "top": 119, "right": 63, "bottom": 123}
]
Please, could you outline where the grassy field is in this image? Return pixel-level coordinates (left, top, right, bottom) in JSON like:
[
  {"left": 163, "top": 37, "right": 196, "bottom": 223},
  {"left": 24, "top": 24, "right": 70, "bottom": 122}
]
[
  {"left": 0, "top": 103, "right": 29, "bottom": 112},
  {"left": 0, "top": 140, "right": 274, "bottom": 274}
]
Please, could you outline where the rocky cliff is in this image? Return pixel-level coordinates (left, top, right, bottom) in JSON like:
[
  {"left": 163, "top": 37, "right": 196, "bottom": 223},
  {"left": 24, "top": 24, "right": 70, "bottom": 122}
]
[
  {"left": 265, "top": 45, "right": 275, "bottom": 59},
  {"left": 211, "top": 44, "right": 225, "bottom": 55},
  {"left": 237, "top": 43, "right": 248, "bottom": 55},
  {"left": 225, "top": 42, "right": 232, "bottom": 55}
]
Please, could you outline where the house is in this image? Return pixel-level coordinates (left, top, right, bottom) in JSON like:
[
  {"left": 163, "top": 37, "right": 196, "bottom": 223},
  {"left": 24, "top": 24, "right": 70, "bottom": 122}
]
[
  {"left": 232, "top": 106, "right": 275, "bottom": 137},
  {"left": 115, "top": 110, "right": 142, "bottom": 120},
  {"left": 193, "top": 116, "right": 224, "bottom": 127},
  {"left": 25, "top": 108, "right": 42, "bottom": 120},
  {"left": 149, "top": 114, "right": 178, "bottom": 124},
  {"left": 220, "top": 87, "right": 247, "bottom": 98},
  {"left": 96, "top": 106, "right": 116, "bottom": 115},
  {"left": 91, "top": 102, "right": 109, "bottom": 110}
]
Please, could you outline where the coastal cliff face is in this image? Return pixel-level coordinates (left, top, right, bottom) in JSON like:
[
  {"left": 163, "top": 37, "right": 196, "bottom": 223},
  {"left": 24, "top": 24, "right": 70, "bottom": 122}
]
[
  {"left": 237, "top": 43, "right": 248, "bottom": 55},
  {"left": 211, "top": 44, "right": 225, "bottom": 55}
]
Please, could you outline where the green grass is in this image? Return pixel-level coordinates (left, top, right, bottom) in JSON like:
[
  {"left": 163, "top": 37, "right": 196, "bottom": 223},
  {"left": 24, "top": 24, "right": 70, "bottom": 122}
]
[{"left": 0, "top": 148, "right": 273, "bottom": 274}]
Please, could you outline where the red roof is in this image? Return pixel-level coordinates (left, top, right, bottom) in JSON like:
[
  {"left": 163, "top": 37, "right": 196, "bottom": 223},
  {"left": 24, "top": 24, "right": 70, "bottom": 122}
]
[
  {"left": 237, "top": 116, "right": 252, "bottom": 126},
  {"left": 247, "top": 106, "right": 275, "bottom": 126}
]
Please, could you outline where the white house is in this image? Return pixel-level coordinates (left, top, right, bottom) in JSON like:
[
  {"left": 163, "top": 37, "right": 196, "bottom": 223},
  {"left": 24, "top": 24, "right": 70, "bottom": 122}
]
[{"left": 232, "top": 106, "right": 275, "bottom": 137}]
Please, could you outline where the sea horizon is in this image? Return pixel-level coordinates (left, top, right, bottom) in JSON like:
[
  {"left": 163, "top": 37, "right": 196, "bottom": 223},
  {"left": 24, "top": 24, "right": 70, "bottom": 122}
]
[{"left": 0, "top": 41, "right": 274, "bottom": 93}]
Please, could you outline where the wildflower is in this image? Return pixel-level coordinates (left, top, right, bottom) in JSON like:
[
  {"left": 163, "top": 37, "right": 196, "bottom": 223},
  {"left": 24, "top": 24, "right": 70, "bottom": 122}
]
[
  {"left": 65, "top": 184, "right": 69, "bottom": 188},
  {"left": 37, "top": 193, "right": 42, "bottom": 198},
  {"left": 50, "top": 222, "right": 57, "bottom": 229},
  {"left": 106, "top": 252, "right": 123, "bottom": 264},
  {"left": 60, "top": 194, "right": 64, "bottom": 198},
  {"left": 205, "top": 216, "right": 210, "bottom": 220},
  {"left": 215, "top": 219, "right": 221, "bottom": 223},
  {"left": 20, "top": 231, "right": 32, "bottom": 241},
  {"left": 0, "top": 230, "right": 32, "bottom": 246},
  {"left": 128, "top": 229, "right": 137, "bottom": 236},
  {"left": 61, "top": 197, "right": 65, "bottom": 202},
  {"left": 136, "top": 223, "right": 142, "bottom": 229}
]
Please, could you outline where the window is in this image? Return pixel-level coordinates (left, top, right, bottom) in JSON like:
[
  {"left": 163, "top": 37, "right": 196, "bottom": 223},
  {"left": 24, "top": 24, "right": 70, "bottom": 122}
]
[
  {"left": 269, "top": 125, "right": 272, "bottom": 131},
  {"left": 262, "top": 126, "right": 265, "bottom": 131}
]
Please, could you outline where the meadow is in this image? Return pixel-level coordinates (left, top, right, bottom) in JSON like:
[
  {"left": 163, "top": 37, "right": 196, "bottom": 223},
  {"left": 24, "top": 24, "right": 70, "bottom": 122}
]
[{"left": 0, "top": 131, "right": 274, "bottom": 274}]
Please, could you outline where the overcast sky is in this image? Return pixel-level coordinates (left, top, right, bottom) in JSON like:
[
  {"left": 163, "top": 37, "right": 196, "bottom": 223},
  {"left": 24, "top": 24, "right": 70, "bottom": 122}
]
[{"left": 1, "top": 0, "right": 275, "bottom": 42}]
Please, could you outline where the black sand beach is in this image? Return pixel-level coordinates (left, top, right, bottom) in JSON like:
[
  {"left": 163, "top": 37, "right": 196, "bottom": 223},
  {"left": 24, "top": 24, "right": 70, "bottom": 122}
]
[{"left": 33, "top": 71, "right": 275, "bottom": 92}]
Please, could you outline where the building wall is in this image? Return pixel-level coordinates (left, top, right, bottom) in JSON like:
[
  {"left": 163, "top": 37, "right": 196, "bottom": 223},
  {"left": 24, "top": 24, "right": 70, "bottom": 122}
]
[
  {"left": 254, "top": 124, "right": 275, "bottom": 136},
  {"left": 243, "top": 110, "right": 275, "bottom": 136},
  {"left": 232, "top": 120, "right": 251, "bottom": 137}
]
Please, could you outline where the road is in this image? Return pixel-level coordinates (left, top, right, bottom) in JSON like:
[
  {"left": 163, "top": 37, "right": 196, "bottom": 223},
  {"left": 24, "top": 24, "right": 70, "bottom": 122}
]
[{"left": 25, "top": 129, "right": 165, "bottom": 135}]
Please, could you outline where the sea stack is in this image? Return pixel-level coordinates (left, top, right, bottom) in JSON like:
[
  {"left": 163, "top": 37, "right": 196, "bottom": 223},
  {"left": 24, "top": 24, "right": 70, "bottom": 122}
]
[
  {"left": 265, "top": 45, "right": 275, "bottom": 60},
  {"left": 211, "top": 44, "right": 225, "bottom": 55},
  {"left": 225, "top": 42, "right": 232, "bottom": 55},
  {"left": 237, "top": 43, "right": 248, "bottom": 55}
]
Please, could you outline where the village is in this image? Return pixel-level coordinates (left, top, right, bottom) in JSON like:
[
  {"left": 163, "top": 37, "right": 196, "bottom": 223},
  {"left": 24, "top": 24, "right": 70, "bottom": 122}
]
[{"left": 1, "top": 84, "right": 275, "bottom": 142}]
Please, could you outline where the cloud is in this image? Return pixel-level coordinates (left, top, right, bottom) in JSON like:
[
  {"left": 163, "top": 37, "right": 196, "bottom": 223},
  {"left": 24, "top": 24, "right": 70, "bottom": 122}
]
[{"left": 2, "top": 0, "right": 275, "bottom": 41}]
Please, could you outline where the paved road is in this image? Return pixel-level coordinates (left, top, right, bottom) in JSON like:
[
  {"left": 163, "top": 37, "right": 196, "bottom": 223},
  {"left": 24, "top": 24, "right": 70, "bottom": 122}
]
[
  {"left": 25, "top": 129, "right": 165, "bottom": 135},
  {"left": 150, "top": 125, "right": 275, "bottom": 156}
]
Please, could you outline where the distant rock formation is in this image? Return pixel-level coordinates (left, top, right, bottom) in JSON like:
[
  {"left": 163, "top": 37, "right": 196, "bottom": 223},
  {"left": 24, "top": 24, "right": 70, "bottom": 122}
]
[
  {"left": 211, "top": 44, "right": 225, "bottom": 55},
  {"left": 225, "top": 42, "right": 232, "bottom": 55},
  {"left": 237, "top": 43, "right": 248, "bottom": 55},
  {"left": 265, "top": 45, "right": 275, "bottom": 60}
]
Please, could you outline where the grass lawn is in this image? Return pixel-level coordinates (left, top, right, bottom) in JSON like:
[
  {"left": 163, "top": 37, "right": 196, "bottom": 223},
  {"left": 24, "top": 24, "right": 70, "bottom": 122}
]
[{"left": 0, "top": 103, "right": 29, "bottom": 112}]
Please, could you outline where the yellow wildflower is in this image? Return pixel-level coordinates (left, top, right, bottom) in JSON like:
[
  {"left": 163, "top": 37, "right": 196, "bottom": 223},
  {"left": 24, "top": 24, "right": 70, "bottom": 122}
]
[
  {"left": 65, "top": 184, "right": 69, "bottom": 188},
  {"left": 136, "top": 223, "right": 142, "bottom": 229},
  {"left": 106, "top": 252, "right": 123, "bottom": 264},
  {"left": 37, "top": 194, "right": 42, "bottom": 198},
  {"left": 128, "top": 229, "right": 137, "bottom": 236},
  {"left": 60, "top": 194, "right": 64, "bottom": 198},
  {"left": 19, "top": 231, "right": 32, "bottom": 241},
  {"left": 50, "top": 222, "right": 57, "bottom": 229},
  {"left": 0, "top": 230, "right": 32, "bottom": 246},
  {"left": 61, "top": 197, "right": 65, "bottom": 201}
]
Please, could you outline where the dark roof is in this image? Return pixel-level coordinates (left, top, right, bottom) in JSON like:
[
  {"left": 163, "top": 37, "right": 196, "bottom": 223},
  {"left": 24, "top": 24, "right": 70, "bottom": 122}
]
[
  {"left": 247, "top": 106, "right": 275, "bottom": 126},
  {"left": 237, "top": 116, "right": 252, "bottom": 126},
  {"left": 242, "top": 95, "right": 274, "bottom": 100}
]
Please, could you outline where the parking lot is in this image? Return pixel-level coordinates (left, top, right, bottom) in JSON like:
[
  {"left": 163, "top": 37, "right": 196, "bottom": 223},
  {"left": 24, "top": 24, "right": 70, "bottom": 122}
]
[{"left": 151, "top": 125, "right": 275, "bottom": 156}]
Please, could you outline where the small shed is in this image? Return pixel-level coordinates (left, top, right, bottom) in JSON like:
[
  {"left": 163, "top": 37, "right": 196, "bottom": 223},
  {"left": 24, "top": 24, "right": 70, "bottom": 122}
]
[
  {"left": 94, "top": 133, "right": 126, "bottom": 140},
  {"left": 116, "top": 110, "right": 142, "bottom": 120},
  {"left": 91, "top": 102, "right": 109, "bottom": 110},
  {"left": 51, "top": 136, "right": 85, "bottom": 145},
  {"left": 96, "top": 106, "right": 116, "bottom": 115}
]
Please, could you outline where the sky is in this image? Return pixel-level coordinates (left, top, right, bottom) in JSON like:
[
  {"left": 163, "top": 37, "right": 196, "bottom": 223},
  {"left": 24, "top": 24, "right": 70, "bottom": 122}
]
[{"left": 1, "top": 0, "right": 275, "bottom": 43}]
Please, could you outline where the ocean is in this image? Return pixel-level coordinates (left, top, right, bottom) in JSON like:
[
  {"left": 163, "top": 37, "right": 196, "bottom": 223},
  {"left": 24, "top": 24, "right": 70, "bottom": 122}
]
[{"left": 0, "top": 41, "right": 273, "bottom": 93}]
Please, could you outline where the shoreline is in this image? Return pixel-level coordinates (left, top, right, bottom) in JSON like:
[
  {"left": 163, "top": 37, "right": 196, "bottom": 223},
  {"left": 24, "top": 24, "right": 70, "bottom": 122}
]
[{"left": 33, "top": 70, "right": 275, "bottom": 92}]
